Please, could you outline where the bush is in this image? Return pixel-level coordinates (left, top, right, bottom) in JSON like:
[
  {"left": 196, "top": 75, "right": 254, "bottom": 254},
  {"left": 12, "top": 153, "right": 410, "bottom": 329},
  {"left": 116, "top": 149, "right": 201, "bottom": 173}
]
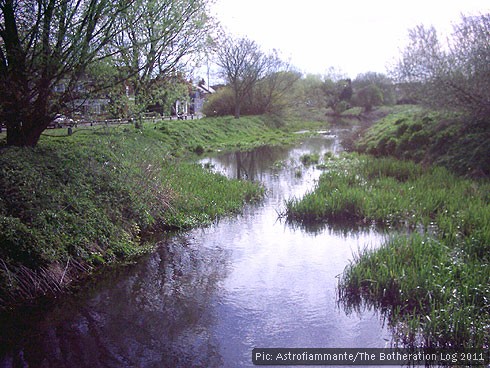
[{"left": 202, "top": 87, "right": 235, "bottom": 116}]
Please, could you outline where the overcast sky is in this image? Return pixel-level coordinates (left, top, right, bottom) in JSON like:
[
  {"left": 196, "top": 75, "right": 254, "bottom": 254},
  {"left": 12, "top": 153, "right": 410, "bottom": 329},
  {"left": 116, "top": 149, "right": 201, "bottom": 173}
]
[{"left": 210, "top": 0, "right": 489, "bottom": 79}]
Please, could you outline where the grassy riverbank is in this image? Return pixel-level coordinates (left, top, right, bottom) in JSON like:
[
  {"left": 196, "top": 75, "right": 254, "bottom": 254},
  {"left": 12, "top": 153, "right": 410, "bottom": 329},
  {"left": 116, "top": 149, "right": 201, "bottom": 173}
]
[
  {"left": 0, "top": 115, "right": 321, "bottom": 309},
  {"left": 354, "top": 105, "right": 489, "bottom": 177},
  {"left": 286, "top": 152, "right": 489, "bottom": 347}
]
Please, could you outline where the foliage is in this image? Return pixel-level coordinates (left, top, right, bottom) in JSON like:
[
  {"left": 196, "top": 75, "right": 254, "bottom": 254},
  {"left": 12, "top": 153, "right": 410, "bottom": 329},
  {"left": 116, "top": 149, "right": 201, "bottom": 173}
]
[
  {"left": 1, "top": 114, "right": 319, "bottom": 308},
  {"left": 352, "top": 72, "right": 395, "bottom": 106},
  {"left": 110, "top": 0, "right": 213, "bottom": 118},
  {"left": 339, "top": 234, "right": 489, "bottom": 348},
  {"left": 215, "top": 36, "right": 269, "bottom": 118},
  {"left": 0, "top": 0, "right": 130, "bottom": 146},
  {"left": 277, "top": 71, "right": 395, "bottom": 118},
  {"left": 294, "top": 74, "right": 325, "bottom": 110},
  {"left": 202, "top": 86, "right": 235, "bottom": 116},
  {"left": 286, "top": 153, "right": 490, "bottom": 348},
  {"left": 299, "top": 153, "right": 320, "bottom": 166},
  {"left": 322, "top": 78, "right": 352, "bottom": 115},
  {"left": 251, "top": 66, "right": 301, "bottom": 118},
  {"left": 214, "top": 37, "right": 299, "bottom": 119},
  {"left": 352, "top": 84, "right": 383, "bottom": 112},
  {"left": 355, "top": 105, "right": 489, "bottom": 177},
  {"left": 206, "top": 69, "right": 397, "bottom": 121},
  {"left": 0, "top": 0, "right": 214, "bottom": 147},
  {"left": 391, "top": 14, "right": 490, "bottom": 122},
  {"left": 203, "top": 69, "right": 301, "bottom": 120}
]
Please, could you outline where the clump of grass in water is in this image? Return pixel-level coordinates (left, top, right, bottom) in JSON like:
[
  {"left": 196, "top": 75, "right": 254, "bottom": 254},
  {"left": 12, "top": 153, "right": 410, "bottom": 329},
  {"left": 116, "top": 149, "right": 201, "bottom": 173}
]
[
  {"left": 299, "top": 152, "right": 320, "bottom": 166},
  {"left": 338, "top": 234, "right": 489, "bottom": 348},
  {"left": 286, "top": 153, "right": 490, "bottom": 348},
  {"left": 162, "top": 162, "right": 264, "bottom": 229}
]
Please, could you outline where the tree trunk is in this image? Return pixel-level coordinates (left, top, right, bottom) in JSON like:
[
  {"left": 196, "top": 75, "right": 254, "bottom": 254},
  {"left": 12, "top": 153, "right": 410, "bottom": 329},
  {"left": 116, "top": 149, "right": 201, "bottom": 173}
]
[
  {"left": 6, "top": 110, "right": 51, "bottom": 147},
  {"left": 7, "top": 124, "right": 47, "bottom": 147},
  {"left": 234, "top": 103, "right": 241, "bottom": 119},
  {"left": 234, "top": 90, "right": 242, "bottom": 119}
]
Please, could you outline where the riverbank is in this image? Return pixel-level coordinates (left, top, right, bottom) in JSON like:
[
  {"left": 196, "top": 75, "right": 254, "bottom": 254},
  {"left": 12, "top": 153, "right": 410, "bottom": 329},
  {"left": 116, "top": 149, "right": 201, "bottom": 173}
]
[
  {"left": 286, "top": 108, "right": 490, "bottom": 348},
  {"left": 353, "top": 105, "right": 489, "bottom": 177},
  {"left": 0, "top": 115, "right": 325, "bottom": 310}
]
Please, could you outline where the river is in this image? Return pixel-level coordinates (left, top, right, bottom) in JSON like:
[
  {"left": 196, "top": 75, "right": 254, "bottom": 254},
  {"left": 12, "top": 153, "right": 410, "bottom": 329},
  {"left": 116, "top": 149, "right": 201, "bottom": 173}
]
[{"left": 1, "top": 129, "right": 393, "bottom": 367}]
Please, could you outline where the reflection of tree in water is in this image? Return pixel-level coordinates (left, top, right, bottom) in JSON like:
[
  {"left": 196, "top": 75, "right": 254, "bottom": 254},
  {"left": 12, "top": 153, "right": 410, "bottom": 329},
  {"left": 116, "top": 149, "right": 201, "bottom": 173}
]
[
  {"left": 4, "top": 235, "right": 228, "bottom": 367},
  {"left": 214, "top": 145, "right": 290, "bottom": 181}
]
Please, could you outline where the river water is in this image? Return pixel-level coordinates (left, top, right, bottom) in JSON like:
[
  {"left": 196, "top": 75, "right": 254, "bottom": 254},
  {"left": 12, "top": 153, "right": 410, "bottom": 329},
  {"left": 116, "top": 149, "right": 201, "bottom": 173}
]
[{"left": 1, "top": 130, "right": 393, "bottom": 367}]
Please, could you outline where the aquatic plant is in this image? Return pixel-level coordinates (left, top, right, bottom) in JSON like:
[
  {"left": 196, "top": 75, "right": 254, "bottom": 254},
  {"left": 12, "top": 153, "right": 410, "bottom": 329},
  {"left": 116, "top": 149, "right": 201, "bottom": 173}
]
[{"left": 299, "top": 152, "right": 320, "bottom": 166}]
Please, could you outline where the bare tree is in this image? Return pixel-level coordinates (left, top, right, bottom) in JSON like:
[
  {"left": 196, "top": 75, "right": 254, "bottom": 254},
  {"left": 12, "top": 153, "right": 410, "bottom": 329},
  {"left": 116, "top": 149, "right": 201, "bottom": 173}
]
[
  {"left": 216, "top": 37, "right": 269, "bottom": 119},
  {"left": 254, "top": 51, "right": 301, "bottom": 116},
  {"left": 392, "top": 14, "right": 490, "bottom": 121},
  {"left": 0, "top": 0, "right": 131, "bottom": 146}
]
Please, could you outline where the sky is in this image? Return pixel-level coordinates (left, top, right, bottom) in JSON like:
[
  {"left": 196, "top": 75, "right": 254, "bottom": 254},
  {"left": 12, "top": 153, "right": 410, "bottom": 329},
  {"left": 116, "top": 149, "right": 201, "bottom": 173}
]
[{"left": 210, "top": 0, "right": 489, "bottom": 79}]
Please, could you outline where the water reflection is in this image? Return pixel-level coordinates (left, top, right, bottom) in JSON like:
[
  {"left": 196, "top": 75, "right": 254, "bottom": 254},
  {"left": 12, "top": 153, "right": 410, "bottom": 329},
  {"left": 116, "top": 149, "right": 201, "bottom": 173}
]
[
  {"left": 1, "top": 236, "right": 228, "bottom": 367},
  {"left": 1, "top": 129, "right": 393, "bottom": 368}
]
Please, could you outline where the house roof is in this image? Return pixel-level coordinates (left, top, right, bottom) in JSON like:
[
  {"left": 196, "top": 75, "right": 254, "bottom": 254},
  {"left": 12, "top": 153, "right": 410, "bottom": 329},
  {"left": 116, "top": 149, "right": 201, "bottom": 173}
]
[{"left": 196, "top": 83, "right": 215, "bottom": 94}]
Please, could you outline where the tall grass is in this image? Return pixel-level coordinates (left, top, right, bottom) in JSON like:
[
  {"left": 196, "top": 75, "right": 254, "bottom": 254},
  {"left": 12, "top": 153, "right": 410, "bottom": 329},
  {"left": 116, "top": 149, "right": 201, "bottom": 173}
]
[
  {"left": 0, "top": 116, "right": 277, "bottom": 308},
  {"left": 286, "top": 153, "right": 490, "bottom": 348}
]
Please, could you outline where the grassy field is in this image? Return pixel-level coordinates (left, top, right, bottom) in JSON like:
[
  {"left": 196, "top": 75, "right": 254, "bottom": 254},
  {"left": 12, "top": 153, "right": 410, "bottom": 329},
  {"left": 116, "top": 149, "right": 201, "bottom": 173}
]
[
  {"left": 286, "top": 153, "right": 489, "bottom": 348},
  {"left": 0, "top": 115, "right": 324, "bottom": 309}
]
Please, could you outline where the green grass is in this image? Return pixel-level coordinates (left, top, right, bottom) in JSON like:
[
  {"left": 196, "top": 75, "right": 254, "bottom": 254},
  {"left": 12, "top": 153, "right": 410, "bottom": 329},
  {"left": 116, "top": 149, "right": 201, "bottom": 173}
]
[
  {"left": 1, "top": 115, "right": 322, "bottom": 309},
  {"left": 286, "top": 153, "right": 489, "bottom": 348},
  {"left": 355, "top": 105, "right": 489, "bottom": 177},
  {"left": 299, "top": 152, "right": 320, "bottom": 166},
  {"left": 339, "top": 234, "right": 489, "bottom": 348}
]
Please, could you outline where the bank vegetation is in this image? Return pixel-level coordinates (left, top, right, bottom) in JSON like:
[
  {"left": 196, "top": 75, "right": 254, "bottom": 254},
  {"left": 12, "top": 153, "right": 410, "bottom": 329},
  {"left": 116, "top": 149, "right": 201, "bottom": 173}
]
[{"left": 0, "top": 115, "right": 319, "bottom": 310}]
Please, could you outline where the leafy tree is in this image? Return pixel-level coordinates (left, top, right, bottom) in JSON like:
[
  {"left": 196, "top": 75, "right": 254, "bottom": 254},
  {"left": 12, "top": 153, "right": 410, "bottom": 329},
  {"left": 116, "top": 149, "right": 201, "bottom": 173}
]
[
  {"left": 253, "top": 55, "right": 301, "bottom": 117},
  {"left": 146, "top": 74, "right": 191, "bottom": 116},
  {"left": 353, "top": 84, "right": 383, "bottom": 112},
  {"left": 0, "top": 0, "right": 131, "bottom": 146},
  {"left": 322, "top": 78, "right": 352, "bottom": 115},
  {"left": 209, "top": 45, "right": 298, "bottom": 119},
  {"left": 110, "top": 0, "right": 212, "bottom": 123},
  {"left": 0, "top": 0, "right": 213, "bottom": 146},
  {"left": 392, "top": 14, "right": 490, "bottom": 121},
  {"left": 216, "top": 36, "right": 269, "bottom": 119},
  {"left": 294, "top": 74, "right": 325, "bottom": 110},
  {"left": 202, "top": 86, "right": 234, "bottom": 116},
  {"left": 353, "top": 72, "right": 395, "bottom": 106}
]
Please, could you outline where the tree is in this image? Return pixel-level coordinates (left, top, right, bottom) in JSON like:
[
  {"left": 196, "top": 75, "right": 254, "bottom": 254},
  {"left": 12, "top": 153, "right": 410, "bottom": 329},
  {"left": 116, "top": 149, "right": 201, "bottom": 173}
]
[
  {"left": 353, "top": 72, "right": 395, "bottom": 106},
  {"left": 253, "top": 51, "right": 301, "bottom": 117},
  {"left": 111, "top": 0, "right": 212, "bottom": 122},
  {"left": 392, "top": 14, "right": 490, "bottom": 121},
  {"left": 353, "top": 84, "right": 383, "bottom": 112},
  {"left": 202, "top": 86, "right": 234, "bottom": 116},
  {"left": 216, "top": 36, "right": 269, "bottom": 119},
  {"left": 0, "top": 0, "right": 131, "bottom": 146},
  {"left": 295, "top": 74, "right": 325, "bottom": 110},
  {"left": 322, "top": 78, "right": 352, "bottom": 115}
]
